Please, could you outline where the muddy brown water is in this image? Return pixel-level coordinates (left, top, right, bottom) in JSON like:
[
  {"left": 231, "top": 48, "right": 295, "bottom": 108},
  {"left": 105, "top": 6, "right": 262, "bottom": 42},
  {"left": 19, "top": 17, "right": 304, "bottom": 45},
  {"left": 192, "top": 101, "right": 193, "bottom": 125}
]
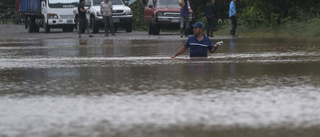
[{"left": 0, "top": 25, "right": 320, "bottom": 137}]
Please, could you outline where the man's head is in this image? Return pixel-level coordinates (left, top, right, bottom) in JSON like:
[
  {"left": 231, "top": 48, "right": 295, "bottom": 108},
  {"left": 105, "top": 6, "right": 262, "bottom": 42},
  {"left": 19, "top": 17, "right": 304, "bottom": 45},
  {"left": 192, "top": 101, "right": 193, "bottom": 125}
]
[
  {"left": 104, "top": 0, "right": 109, "bottom": 2},
  {"left": 79, "top": 0, "right": 85, "bottom": 5},
  {"left": 192, "top": 22, "right": 204, "bottom": 35},
  {"left": 232, "top": 0, "right": 236, "bottom": 2},
  {"left": 211, "top": 0, "right": 215, "bottom": 3}
]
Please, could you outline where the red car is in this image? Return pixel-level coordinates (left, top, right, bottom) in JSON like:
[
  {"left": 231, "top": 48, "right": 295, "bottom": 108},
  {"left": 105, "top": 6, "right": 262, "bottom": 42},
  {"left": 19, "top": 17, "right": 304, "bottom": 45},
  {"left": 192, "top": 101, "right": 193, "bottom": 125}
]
[{"left": 144, "top": 0, "right": 195, "bottom": 35}]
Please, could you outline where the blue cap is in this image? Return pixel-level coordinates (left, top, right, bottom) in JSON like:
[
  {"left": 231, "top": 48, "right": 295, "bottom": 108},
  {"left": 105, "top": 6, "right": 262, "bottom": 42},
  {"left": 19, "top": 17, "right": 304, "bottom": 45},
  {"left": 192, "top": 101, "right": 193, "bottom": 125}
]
[{"left": 192, "top": 22, "right": 205, "bottom": 29}]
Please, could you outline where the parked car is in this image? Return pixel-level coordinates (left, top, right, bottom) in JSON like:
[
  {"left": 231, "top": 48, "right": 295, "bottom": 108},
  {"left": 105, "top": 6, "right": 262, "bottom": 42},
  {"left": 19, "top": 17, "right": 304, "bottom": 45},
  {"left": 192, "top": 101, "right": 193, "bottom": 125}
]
[
  {"left": 144, "top": 0, "right": 195, "bottom": 35},
  {"left": 74, "top": 0, "right": 133, "bottom": 33}
]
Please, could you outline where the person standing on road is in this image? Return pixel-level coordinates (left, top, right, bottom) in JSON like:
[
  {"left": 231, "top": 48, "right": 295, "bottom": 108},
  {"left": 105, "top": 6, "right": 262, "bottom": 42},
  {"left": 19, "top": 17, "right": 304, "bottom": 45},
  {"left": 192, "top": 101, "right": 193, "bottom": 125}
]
[
  {"left": 78, "top": 0, "right": 93, "bottom": 38},
  {"left": 15, "top": 0, "right": 21, "bottom": 24},
  {"left": 101, "top": 0, "right": 115, "bottom": 36},
  {"left": 204, "top": 0, "right": 218, "bottom": 37},
  {"left": 179, "top": 0, "right": 190, "bottom": 38},
  {"left": 171, "top": 22, "right": 222, "bottom": 58},
  {"left": 229, "top": 0, "right": 237, "bottom": 37}
]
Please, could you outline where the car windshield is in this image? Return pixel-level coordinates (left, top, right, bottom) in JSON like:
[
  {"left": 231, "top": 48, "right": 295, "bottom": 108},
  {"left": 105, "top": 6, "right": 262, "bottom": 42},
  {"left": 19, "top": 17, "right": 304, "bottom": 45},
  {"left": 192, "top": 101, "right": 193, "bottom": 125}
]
[
  {"left": 157, "top": 0, "right": 180, "bottom": 7},
  {"left": 93, "top": 0, "right": 123, "bottom": 6},
  {"left": 49, "top": 0, "right": 78, "bottom": 4}
]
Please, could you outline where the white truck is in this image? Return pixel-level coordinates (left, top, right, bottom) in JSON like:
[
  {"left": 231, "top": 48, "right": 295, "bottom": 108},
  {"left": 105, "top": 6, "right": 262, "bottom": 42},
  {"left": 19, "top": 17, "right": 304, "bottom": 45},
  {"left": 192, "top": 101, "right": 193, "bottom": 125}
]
[
  {"left": 75, "top": 0, "right": 133, "bottom": 33},
  {"left": 20, "top": 0, "right": 78, "bottom": 33}
]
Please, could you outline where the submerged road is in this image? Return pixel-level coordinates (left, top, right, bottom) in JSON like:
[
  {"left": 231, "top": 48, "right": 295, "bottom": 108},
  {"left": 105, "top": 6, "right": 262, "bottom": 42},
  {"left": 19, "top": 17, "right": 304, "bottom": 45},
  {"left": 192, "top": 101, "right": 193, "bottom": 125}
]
[{"left": 1, "top": 24, "right": 320, "bottom": 137}]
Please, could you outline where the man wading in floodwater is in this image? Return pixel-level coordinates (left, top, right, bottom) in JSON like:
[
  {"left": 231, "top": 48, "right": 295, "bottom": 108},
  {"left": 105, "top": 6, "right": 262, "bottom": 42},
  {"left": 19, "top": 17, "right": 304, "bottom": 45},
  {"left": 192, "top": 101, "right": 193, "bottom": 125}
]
[{"left": 171, "top": 22, "right": 222, "bottom": 58}]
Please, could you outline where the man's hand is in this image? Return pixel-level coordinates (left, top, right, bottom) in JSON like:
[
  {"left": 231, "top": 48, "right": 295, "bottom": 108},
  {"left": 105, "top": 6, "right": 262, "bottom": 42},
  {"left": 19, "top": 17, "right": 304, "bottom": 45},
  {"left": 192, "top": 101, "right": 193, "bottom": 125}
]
[{"left": 214, "top": 41, "right": 223, "bottom": 48}]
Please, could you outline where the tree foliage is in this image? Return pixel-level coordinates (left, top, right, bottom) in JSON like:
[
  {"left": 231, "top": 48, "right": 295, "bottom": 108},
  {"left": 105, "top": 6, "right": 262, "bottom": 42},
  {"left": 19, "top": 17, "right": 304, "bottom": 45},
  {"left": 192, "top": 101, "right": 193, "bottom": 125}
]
[
  {"left": 1, "top": 0, "right": 15, "bottom": 5},
  {"left": 128, "top": 0, "right": 148, "bottom": 30},
  {"left": 190, "top": 0, "right": 320, "bottom": 27}
]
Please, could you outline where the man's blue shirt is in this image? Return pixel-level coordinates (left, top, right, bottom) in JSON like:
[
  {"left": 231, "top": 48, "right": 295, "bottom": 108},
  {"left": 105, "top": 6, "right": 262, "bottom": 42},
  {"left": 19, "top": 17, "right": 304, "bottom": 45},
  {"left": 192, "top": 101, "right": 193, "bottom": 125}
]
[
  {"left": 184, "top": 34, "right": 213, "bottom": 57},
  {"left": 180, "top": 0, "right": 189, "bottom": 16},
  {"left": 229, "top": 1, "right": 236, "bottom": 17}
]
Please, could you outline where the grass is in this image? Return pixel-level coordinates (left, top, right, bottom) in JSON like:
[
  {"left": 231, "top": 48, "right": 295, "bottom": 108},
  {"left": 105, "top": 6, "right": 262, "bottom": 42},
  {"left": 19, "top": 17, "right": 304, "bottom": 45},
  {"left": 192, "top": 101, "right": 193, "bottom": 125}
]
[
  {"left": 211, "top": 16, "right": 320, "bottom": 38},
  {"left": 0, "top": 18, "right": 15, "bottom": 25}
]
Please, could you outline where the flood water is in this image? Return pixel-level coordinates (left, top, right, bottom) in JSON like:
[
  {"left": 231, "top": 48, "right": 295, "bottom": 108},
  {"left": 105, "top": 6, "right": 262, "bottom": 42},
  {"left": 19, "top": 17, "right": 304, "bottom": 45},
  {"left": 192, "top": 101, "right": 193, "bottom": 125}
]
[{"left": 0, "top": 37, "right": 320, "bottom": 137}]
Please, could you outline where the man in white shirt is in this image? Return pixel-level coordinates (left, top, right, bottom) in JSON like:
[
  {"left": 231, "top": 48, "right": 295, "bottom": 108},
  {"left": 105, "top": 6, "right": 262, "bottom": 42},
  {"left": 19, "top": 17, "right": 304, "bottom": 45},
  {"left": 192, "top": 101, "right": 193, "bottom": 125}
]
[{"left": 101, "top": 0, "right": 115, "bottom": 36}]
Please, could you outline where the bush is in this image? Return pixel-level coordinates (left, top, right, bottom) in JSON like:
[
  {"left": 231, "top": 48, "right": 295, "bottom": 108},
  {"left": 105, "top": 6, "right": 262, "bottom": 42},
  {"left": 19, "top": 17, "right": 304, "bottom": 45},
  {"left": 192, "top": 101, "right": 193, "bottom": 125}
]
[
  {"left": 128, "top": 0, "right": 148, "bottom": 31},
  {"left": 240, "top": 6, "right": 267, "bottom": 27},
  {"left": 305, "top": 17, "right": 320, "bottom": 37},
  {"left": 1, "top": 0, "right": 15, "bottom": 5}
]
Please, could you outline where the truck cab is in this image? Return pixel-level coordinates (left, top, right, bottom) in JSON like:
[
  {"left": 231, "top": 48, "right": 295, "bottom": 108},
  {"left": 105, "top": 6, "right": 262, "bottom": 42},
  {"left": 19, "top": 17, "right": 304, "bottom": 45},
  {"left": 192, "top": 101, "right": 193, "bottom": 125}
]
[
  {"left": 43, "top": 0, "right": 78, "bottom": 32},
  {"left": 21, "top": 0, "right": 78, "bottom": 33},
  {"left": 144, "top": 0, "right": 195, "bottom": 35},
  {"left": 75, "top": 0, "right": 133, "bottom": 33}
]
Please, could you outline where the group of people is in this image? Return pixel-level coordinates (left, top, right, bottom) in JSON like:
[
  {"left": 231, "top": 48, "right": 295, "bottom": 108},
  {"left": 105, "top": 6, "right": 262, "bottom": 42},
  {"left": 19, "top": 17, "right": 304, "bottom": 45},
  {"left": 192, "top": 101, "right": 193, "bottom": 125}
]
[
  {"left": 78, "top": 0, "right": 115, "bottom": 38},
  {"left": 173, "top": 0, "right": 238, "bottom": 58},
  {"left": 178, "top": 0, "right": 218, "bottom": 38},
  {"left": 179, "top": 0, "right": 237, "bottom": 38},
  {"left": 16, "top": 0, "right": 237, "bottom": 58},
  {"left": 78, "top": 0, "right": 238, "bottom": 58}
]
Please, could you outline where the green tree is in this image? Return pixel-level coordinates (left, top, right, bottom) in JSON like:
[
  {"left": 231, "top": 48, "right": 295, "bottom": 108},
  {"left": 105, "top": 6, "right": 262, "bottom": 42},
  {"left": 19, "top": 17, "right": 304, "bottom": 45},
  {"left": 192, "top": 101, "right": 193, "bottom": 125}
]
[{"left": 128, "top": 0, "right": 148, "bottom": 30}]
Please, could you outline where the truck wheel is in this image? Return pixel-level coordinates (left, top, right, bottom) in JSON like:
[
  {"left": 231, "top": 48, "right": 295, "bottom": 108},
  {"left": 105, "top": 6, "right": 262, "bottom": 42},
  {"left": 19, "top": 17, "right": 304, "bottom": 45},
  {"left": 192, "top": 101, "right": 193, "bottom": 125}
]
[
  {"left": 34, "top": 26, "right": 39, "bottom": 32},
  {"left": 153, "top": 24, "right": 160, "bottom": 35},
  {"left": 44, "top": 23, "right": 50, "bottom": 33},
  {"left": 126, "top": 22, "right": 132, "bottom": 32},
  {"left": 27, "top": 16, "right": 35, "bottom": 33},
  {"left": 148, "top": 23, "right": 153, "bottom": 35},
  {"left": 34, "top": 25, "right": 40, "bottom": 32},
  {"left": 91, "top": 18, "right": 99, "bottom": 33},
  {"left": 25, "top": 16, "right": 28, "bottom": 29},
  {"left": 151, "top": 18, "right": 160, "bottom": 35}
]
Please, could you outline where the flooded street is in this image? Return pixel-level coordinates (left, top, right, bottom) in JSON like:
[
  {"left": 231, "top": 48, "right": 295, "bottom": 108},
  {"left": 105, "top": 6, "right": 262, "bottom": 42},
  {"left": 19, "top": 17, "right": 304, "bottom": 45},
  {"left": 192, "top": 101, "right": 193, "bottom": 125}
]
[{"left": 1, "top": 25, "right": 320, "bottom": 137}]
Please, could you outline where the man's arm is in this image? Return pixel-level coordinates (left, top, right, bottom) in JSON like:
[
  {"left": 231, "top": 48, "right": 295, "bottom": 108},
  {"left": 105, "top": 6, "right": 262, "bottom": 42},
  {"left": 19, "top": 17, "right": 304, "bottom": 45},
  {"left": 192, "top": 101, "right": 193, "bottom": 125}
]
[
  {"left": 213, "top": 5, "right": 218, "bottom": 18},
  {"left": 100, "top": 4, "right": 103, "bottom": 16},
  {"left": 231, "top": 2, "right": 237, "bottom": 16},
  {"left": 111, "top": 3, "right": 113, "bottom": 16},
  {"left": 80, "top": 6, "right": 90, "bottom": 12},
  {"left": 111, "top": 8, "right": 113, "bottom": 16},
  {"left": 209, "top": 42, "right": 222, "bottom": 53},
  {"left": 209, "top": 47, "right": 217, "bottom": 53},
  {"left": 172, "top": 46, "right": 188, "bottom": 58}
]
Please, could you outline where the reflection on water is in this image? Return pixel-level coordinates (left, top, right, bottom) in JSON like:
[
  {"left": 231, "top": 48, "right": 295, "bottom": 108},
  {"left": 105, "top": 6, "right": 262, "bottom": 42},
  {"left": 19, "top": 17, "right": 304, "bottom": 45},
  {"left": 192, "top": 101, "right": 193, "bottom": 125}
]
[
  {"left": 0, "top": 37, "right": 320, "bottom": 137},
  {"left": 229, "top": 38, "right": 237, "bottom": 53}
]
